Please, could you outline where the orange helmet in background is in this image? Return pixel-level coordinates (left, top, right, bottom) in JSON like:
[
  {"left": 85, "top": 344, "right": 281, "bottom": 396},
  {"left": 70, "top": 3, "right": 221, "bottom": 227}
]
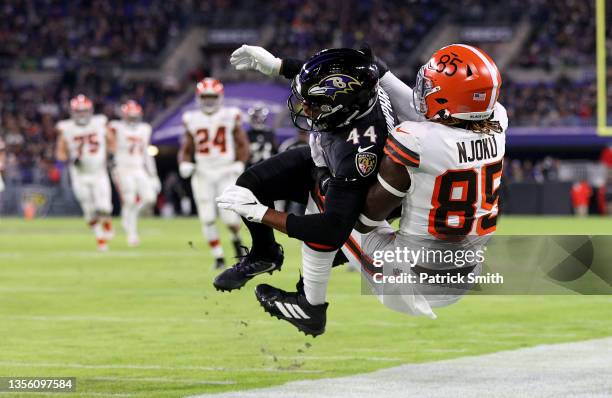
[
  {"left": 121, "top": 100, "right": 143, "bottom": 123},
  {"left": 196, "top": 78, "right": 224, "bottom": 114},
  {"left": 414, "top": 44, "right": 501, "bottom": 121},
  {"left": 70, "top": 94, "right": 93, "bottom": 125}
]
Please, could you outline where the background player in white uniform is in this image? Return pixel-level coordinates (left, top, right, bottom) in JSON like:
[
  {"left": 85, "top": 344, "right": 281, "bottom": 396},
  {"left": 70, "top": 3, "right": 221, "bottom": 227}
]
[
  {"left": 55, "top": 95, "right": 113, "bottom": 251},
  {"left": 108, "top": 100, "right": 161, "bottom": 247},
  {"left": 348, "top": 44, "right": 507, "bottom": 319},
  {"left": 178, "top": 78, "right": 250, "bottom": 269}
]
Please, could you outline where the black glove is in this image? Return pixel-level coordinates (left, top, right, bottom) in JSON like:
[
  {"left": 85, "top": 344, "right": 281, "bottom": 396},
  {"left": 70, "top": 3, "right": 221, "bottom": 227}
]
[{"left": 72, "top": 157, "right": 81, "bottom": 168}]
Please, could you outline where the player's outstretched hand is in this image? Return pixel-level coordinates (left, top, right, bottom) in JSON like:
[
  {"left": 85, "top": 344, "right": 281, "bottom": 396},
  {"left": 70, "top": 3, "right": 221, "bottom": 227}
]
[
  {"left": 216, "top": 185, "right": 269, "bottom": 223},
  {"left": 230, "top": 45, "right": 282, "bottom": 76}
]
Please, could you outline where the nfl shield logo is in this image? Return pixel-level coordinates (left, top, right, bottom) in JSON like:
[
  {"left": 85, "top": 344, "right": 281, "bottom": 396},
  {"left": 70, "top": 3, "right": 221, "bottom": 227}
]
[{"left": 355, "top": 152, "right": 377, "bottom": 177}]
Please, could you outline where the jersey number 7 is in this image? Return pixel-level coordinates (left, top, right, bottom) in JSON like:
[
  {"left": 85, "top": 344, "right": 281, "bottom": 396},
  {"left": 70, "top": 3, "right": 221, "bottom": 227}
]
[{"left": 428, "top": 160, "right": 503, "bottom": 239}]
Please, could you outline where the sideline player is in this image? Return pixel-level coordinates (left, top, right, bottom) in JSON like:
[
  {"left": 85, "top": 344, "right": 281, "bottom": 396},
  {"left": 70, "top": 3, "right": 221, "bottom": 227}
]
[
  {"left": 108, "top": 100, "right": 160, "bottom": 246},
  {"left": 178, "top": 78, "right": 250, "bottom": 268},
  {"left": 55, "top": 95, "right": 113, "bottom": 251},
  {"left": 246, "top": 104, "right": 277, "bottom": 168}
]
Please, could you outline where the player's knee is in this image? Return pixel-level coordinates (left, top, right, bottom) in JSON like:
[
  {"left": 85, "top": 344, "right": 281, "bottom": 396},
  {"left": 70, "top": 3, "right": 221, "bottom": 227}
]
[{"left": 235, "top": 169, "right": 259, "bottom": 192}]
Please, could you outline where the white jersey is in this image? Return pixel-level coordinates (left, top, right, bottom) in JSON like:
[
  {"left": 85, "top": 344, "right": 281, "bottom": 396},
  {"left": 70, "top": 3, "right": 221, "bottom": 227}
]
[
  {"left": 182, "top": 107, "right": 241, "bottom": 171},
  {"left": 109, "top": 120, "right": 152, "bottom": 170},
  {"left": 57, "top": 115, "right": 108, "bottom": 174},
  {"left": 387, "top": 102, "right": 508, "bottom": 239}
]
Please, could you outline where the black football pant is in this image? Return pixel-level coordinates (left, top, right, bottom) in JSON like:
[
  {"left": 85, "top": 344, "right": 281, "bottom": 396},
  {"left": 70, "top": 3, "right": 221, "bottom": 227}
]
[{"left": 235, "top": 146, "right": 314, "bottom": 258}]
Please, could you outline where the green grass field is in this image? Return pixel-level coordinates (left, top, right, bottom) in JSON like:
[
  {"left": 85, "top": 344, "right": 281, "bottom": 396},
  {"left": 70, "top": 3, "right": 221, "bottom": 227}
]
[{"left": 1, "top": 216, "right": 611, "bottom": 398}]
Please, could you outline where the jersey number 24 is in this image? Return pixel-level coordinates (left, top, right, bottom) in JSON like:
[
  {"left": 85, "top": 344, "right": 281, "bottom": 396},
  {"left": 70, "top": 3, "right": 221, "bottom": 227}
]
[{"left": 196, "top": 127, "right": 227, "bottom": 154}]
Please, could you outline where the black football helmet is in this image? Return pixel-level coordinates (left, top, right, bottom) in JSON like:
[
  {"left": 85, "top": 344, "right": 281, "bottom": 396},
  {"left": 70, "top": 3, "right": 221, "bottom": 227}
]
[{"left": 288, "top": 48, "right": 379, "bottom": 132}]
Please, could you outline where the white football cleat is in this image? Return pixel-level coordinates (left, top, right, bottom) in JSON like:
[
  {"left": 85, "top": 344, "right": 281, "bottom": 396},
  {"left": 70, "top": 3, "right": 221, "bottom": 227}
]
[{"left": 127, "top": 235, "right": 140, "bottom": 247}]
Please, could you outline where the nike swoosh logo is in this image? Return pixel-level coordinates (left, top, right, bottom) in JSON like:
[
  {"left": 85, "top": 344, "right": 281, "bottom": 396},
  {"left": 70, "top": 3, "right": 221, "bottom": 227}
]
[
  {"left": 246, "top": 263, "right": 277, "bottom": 276},
  {"left": 395, "top": 127, "right": 410, "bottom": 134},
  {"left": 357, "top": 145, "right": 374, "bottom": 153},
  {"left": 243, "top": 202, "right": 258, "bottom": 205}
]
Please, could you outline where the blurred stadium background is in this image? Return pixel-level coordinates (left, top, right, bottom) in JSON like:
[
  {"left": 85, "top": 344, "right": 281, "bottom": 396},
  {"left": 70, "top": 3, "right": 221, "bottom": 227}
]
[
  {"left": 1, "top": 1, "right": 612, "bottom": 397},
  {"left": 1, "top": 0, "right": 612, "bottom": 218}
]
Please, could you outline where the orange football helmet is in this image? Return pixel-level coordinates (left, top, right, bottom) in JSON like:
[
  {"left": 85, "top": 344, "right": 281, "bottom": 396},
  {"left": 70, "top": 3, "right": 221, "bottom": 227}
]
[
  {"left": 70, "top": 94, "right": 93, "bottom": 125},
  {"left": 121, "top": 100, "right": 143, "bottom": 123},
  {"left": 196, "top": 78, "right": 224, "bottom": 114},
  {"left": 414, "top": 44, "right": 501, "bottom": 121}
]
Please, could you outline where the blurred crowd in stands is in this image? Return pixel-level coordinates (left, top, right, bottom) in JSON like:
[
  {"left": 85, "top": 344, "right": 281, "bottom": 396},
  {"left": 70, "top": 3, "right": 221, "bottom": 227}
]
[
  {"left": 0, "top": 0, "right": 190, "bottom": 68},
  {"left": 0, "top": 0, "right": 608, "bottom": 189},
  {"left": 516, "top": 0, "right": 595, "bottom": 68}
]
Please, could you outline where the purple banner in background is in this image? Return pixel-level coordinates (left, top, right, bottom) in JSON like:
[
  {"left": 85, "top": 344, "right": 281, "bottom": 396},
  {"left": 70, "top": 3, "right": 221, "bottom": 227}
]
[{"left": 152, "top": 82, "right": 293, "bottom": 145}]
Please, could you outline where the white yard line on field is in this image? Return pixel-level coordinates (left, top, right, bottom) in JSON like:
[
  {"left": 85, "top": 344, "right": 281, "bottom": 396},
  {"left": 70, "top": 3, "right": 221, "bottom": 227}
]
[
  {"left": 0, "top": 361, "right": 324, "bottom": 374},
  {"left": 189, "top": 337, "right": 612, "bottom": 398}
]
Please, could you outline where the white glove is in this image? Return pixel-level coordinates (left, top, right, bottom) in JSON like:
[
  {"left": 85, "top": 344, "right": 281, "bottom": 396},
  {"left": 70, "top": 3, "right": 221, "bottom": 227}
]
[
  {"left": 150, "top": 175, "right": 161, "bottom": 194},
  {"left": 309, "top": 133, "right": 327, "bottom": 167},
  {"left": 179, "top": 162, "right": 195, "bottom": 179},
  {"left": 230, "top": 161, "right": 245, "bottom": 175},
  {"left": 216, "top": 185, "right": 269, "bottom": 223},
  {"left": 230, "top": 45, "right": 282, "bottom": 76}
]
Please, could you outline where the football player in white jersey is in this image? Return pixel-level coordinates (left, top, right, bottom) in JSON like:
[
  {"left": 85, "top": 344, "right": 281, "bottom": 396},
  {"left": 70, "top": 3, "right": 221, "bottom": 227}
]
[
  {"left": 178, "top": 78, "right": 250, "bottom": 269},
  {"left": 108, "top": 100, "right": 161, "bottom": 247},
  {"left": 342, "top": 44, "right": 507, "bottom": 319},
  {"left": 55, "top": 95, "right": 114, "bottom": 251}
]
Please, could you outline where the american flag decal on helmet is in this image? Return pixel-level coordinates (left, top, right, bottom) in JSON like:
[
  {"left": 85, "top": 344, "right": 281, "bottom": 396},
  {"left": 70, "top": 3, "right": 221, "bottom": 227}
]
[{"left": 473, "top": 92, "right": 486, "bottom": 102}]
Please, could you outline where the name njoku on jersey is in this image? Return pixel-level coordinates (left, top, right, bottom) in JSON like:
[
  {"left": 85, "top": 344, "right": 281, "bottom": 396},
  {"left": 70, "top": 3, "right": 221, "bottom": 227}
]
[{"left": 456, "top": 135, "right": 499, "bottom": 164}]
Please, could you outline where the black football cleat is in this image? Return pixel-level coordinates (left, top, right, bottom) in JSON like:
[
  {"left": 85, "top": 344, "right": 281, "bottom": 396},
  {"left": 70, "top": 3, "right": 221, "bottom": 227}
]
[
  {"left": 255, "top": 277, "right": 328, "bottom": 337},
  {"left": 214, "top": 257, "right": 226, "bottom": 270},
  {"left": 213, "top": 243, "right": 284, "bottom": 292}
]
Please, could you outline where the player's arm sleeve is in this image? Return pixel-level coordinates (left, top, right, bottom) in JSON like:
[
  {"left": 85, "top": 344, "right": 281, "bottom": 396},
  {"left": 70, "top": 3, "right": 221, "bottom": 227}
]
[
  {"left": 279, "top": 58, "right": 304, "bottom": 79},
  {"left": 285, "top": 178, "right": 366, "bottom": 248},
  {"left": 379, "top": 71, "right": 423, "bottom": 122}
]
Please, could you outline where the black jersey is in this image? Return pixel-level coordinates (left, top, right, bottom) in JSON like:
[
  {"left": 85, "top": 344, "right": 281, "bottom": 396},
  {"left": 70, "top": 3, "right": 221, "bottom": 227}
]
[
  {"left": 318, "top": 87, "right": 397, "bottom": 184},
  {"left": 247, "top": 127, "right": 277, "bottom": 167}
]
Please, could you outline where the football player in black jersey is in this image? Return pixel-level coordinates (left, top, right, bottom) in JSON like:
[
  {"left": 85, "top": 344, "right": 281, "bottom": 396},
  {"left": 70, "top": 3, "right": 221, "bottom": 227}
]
[
  {"left": 246, "top": 104, "right": 278, "bottom": 168},
  {"left": 215, "top": 47, "right": 396, "bottom": 336}
]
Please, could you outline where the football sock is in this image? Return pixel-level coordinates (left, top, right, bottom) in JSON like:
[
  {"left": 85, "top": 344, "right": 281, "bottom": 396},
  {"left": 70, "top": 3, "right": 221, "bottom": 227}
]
[
  {"left": 102, "top": 218, "right": 112, "bottom": 233},
  {"left": 241, "top": 216, "right": 276, "bottom": 259},
  {"left": 92, "top": 220, "right": 105, "bottom": 242},
  {"left": 302, "top": 243, "right": 336, "bottom": 305},
  {"left": 204, "top": 223, "right": 224, "bottom": 258},
  {"left": 122, "top": 205, "right": 137, "bottom": 237},
  {"left": 235, "top": 172, "right": 276, "bottom": 259}
]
